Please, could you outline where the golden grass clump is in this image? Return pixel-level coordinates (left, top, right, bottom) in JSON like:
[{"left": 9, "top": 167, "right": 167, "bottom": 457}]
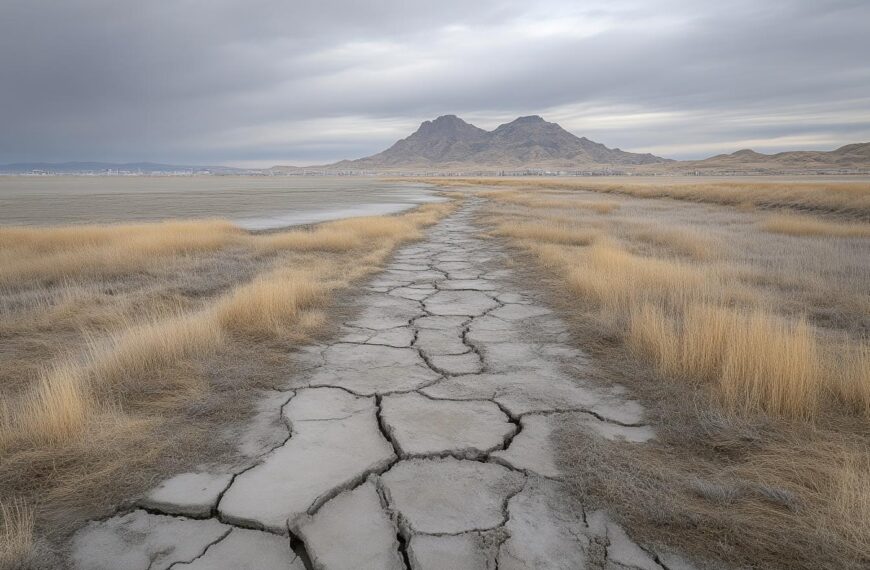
[
  {"left": 837, "top": 341, "right": 870, "bottom": 416},
  {"left": 0, "top": 499, "right": 34, "bottom": 569},
  {"left": 216, "top": 270, "right": 326, "bottom": 335},
  {"left": 566, "top": 242, "right": 719, "bottom": 315},
  {"left": 762, "top": 214, "right": 870, "bottom": 237},
  {"left": 628, "top": 303, "right": 824, "bottom": 419},
  {"left": 1, "top": 364, "right": 93, "bottom": 450}
]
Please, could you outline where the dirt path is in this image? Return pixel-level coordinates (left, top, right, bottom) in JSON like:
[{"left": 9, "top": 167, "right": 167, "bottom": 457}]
[{"left": 69, "top": 200, "right": 687, "bottom": 570}]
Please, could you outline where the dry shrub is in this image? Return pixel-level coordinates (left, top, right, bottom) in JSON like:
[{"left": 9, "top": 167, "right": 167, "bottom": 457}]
[{"left": 762, "top": 214, "right": 870, "bottom": 237}]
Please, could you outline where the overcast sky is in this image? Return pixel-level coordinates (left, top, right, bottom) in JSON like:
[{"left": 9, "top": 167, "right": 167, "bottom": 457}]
[{"left": 2, "top": 0, "right": 869, "bottom": 166}]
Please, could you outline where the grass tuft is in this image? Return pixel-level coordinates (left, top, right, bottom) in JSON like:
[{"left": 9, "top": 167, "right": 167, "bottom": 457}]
[
  {"left": 0, "top": 499, "right": 34, "bottom": 569},
  {"left": 762, "top": 214, "right": 870, "bottom": 237}
]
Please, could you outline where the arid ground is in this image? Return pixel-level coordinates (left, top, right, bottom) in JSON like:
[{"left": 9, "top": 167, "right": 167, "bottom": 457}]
[{"left": 1, "top": 178, "right": 868, "bottom": 570}]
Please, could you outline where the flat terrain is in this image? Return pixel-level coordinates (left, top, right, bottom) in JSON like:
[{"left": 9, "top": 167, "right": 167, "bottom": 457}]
[
  {"left": 1, "top": 177, "right": 868, "bottom": 569},
  {"left": 68, "top": 200, "right": 667, "bottom": 570},
  {"left": 0, "top": 176, "right": 442, "bottom": 228}
]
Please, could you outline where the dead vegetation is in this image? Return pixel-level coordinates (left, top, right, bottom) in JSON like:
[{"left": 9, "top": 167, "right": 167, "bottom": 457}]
[
  {"left": 466, "top": 181, "right": 869, "bottom": 569},
  {"left": 0, "top": 201, "right": 455, "bottom": 566},
  {"left": 427, "top": 177, "right": 870, "bottom": 220},
  {"left": 761, "top": 213, "right": 870, "bottom": 237}
]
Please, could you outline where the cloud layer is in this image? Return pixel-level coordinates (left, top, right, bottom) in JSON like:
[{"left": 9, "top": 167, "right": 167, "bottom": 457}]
[{"left": 2, "top": 0, "right": 868, "bottom": 165}]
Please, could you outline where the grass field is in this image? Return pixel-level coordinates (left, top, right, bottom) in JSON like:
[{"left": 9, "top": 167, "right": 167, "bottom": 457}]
[
  {"left": 0, "top": 201, "right": 455, "bottom": 568},
  {"left": 446, "top": 179, "right": 869, "bottom": 569},
  {"left": 429, "top": 177, "right": 870, "bottom": 220}
]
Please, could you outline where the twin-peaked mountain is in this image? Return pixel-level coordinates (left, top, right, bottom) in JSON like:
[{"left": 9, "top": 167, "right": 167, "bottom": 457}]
[{"left": 328, "top": 115, "right": 669, "bottom": 170}]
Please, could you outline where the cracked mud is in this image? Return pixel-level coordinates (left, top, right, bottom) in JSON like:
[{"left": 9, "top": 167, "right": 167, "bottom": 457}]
[{"left": 69, "top": 200, "right": 691, "bottom": 570}]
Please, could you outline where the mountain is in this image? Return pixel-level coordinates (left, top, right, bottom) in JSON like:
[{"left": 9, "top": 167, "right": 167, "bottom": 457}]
[
  {"left": 327, "top": 115, "right": 670, "bottom": 171},
  {"left": 667, "top": 142, "right": 870, "bottom": 173},
  {"left": 0, "top": 161, "right": 248, "bottom": 174}
]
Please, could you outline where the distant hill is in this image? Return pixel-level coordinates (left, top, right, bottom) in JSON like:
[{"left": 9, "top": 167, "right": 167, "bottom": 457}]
[
  {"left": 0, "top": 161, "right": 248, "bottom": 174},
  {"left": 666, "top": 142, "right": 870, "bottom": 173},
  {"left": 322, "top": 115, "right": 670, "bottom": 171}
]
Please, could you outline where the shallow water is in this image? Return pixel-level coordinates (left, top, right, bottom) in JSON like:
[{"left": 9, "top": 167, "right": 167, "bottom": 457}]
[{"left": 0, "top": 176, "right": 442, "bottom": 229}]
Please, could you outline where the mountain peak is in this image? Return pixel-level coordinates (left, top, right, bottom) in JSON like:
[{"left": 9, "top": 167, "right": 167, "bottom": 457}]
[
  {"left": 414, "top": 114, "right": 483, "bottom": 138},
  {"left": 431, "top": 114, "right": 462, "bottom": 123},
  {"left": 512, "top": 115, "right": 546, "bottom": 124},
  {"left": 335, "top": 114, "right": 669, "bottom": 169}
]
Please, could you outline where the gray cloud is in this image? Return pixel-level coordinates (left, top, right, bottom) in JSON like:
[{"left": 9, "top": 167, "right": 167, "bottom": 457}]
[{"left": 1, "top": 0, "right": 868, "bottom": 164}]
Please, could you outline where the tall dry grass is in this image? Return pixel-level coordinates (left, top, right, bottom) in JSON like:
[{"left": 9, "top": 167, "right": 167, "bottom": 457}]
[
  {"left": 483, "top": 189, "right": 869, "bottom": 420},
  {"left": 0, "top": 499, "right": 34, "bottom": 569},
  {"left": 480, "top": 182, "right": 870, "bottom": 568},
  {"left": 0, "top": 200, "right": 456, "bottom": 559},
  {"left": 762, "top": 213, "right": 870, "bottom": 237},
  {"left": 0, "top": 219, "right": 245, "bottom": 286},
  {"left": 628, "top": 303, "right": 825, "bottom": 419},
  {"left": 2, "top": 204, "right": 454, "bottom": 452}
]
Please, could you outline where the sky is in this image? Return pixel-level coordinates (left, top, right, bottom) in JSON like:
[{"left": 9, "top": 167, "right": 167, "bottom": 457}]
[{"left": 1, "top": 0, "right": 869, "bottom": 167}]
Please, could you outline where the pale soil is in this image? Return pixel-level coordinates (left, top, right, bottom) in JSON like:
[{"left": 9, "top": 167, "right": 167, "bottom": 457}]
[{"left": 61, "top": 200, "right": 689, "bottom": 570}]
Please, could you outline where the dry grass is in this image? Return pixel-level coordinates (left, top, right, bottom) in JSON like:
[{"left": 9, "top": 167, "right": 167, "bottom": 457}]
[
  {"left": 478, "top": 189, "right": 619, "bottom": 213},
  {"left": 430, "top": 177, "right": 870, "bottom": 219},
  {"left": 487, "top": 204, "right": 868, "bottom": 420},
  {"left": 215, "top": 270, "right": 326, "bottom": 336},
  {"left": 0, "top": 500, "right": 34, "bottom": 569},
  {"left": 0, "top": 200, "right": 456, "bottom": 562},
  {"left": 492, "top": 221, "right": 600, "bottom": 246},
  {"left": 475, "top": 180, "right": 869, "bottom": 568},
  {"left": 631, "top": 226, "right": 718, "bottom": 260},
  {"left": 628, "top": 303, "right": 825, "bottom": 419},
  {"left": 762, "top": 213, "right": 870, "bottom": 237},
  {"left": 0, "top": 219, "right": 245, "bottom": 286}
]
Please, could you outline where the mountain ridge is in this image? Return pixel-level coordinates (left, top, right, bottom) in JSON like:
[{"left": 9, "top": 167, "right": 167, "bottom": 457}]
[
  {"left": 326, "top": 114, "right": 670, "bottom": 170},
  {"left": 673, "top": 142, "right": 870, "bottom": 172}
]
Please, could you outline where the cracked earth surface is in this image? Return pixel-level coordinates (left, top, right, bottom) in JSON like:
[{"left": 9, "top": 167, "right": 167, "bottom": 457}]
[{"left": 69, "top": 200, "right": 691, "bottom": 570}]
